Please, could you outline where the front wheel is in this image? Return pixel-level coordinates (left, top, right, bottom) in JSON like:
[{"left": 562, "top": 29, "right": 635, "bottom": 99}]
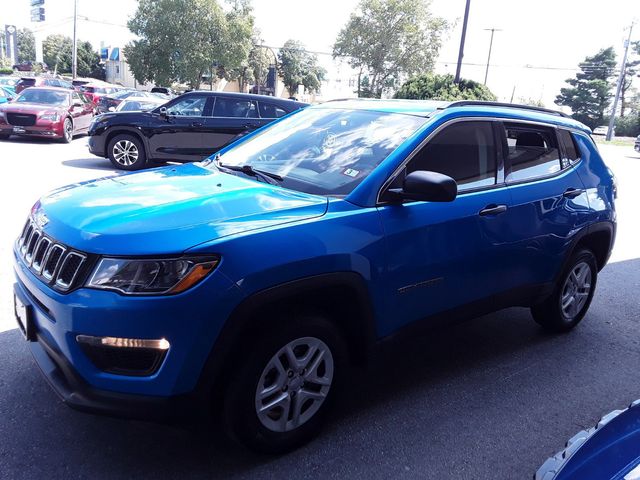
[
  {"left": 222, "top": 315, "right": 345, "bottom": 453},
  {"left": 107, "top": 134, "right": 147, "bottom": 170},
  {"left": 531, "top": 249, "right": 598, "bottom": 332},
  {"left": 60, "top": 118, "right": 73, "bottom": 143}
]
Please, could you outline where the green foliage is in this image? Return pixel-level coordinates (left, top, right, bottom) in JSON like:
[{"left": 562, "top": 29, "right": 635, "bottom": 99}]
[
  {"left": 0, "top": 68, "right": 13, "bottom": 75},
  {"left": 42, "top": 35, "right": 104, "bottom": 78},
  {"left": 612, "top": 114, "right": 640, "bottom": 137},
  {"left": 394, "top": 73, "right": 496, "bottom": 101},
  {"left": 333, "top": 0, "right": 447, "bottom": 98},
  {"left": 124, "top": 0, "right": 254, "bottom": 90},
  {"left": 555, "top": 47, "right": 617, "bottom": 129},
  {"left": 621, "top": 41, "right": 640, "bottom": 117},
  {"left": 277, "top": 39, "right": 326, "bottom": 97},
  {"left": 17, "top": 28, "right": 35, "bottom": 63}
]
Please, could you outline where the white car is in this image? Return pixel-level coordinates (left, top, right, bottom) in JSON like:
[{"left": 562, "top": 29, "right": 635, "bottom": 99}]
[
  {"left": 114, "top": 96, "right": 166, "bottom": 113},
  {"left": 592, "top": 125, "right": 614, "bottom": 136}
]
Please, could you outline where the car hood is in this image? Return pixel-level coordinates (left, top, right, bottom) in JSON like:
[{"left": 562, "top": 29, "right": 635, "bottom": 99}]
[
  {"left": 0, "top": 102, "right": 66, "bottom": 114},
  {"left": 37, "top": 163, "right": 328, "bottom": 255}
]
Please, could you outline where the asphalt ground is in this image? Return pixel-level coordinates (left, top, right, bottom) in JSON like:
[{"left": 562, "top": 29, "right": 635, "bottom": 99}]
[{"left": 0, "top": 137, "right": 638, "bottom": 479}]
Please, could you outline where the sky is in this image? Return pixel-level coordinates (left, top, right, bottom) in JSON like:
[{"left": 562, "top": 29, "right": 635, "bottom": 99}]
[{"left": 2, "top": 0, "right": 639, "bottom": 106}]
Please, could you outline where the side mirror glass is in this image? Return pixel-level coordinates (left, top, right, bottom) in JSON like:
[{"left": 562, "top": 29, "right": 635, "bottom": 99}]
[{"left": 388, "top": 170, "right": 457, "bottom": 203}]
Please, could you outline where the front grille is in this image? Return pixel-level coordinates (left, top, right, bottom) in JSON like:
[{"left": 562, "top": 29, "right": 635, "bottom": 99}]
[
  {"left": 7, "top": 113, "right": 37, "bottom": 127},
  {"left": 17, "top": 217, "right": 92, "bottom": 292},
  {"left": 79, "top": 343, "right": 167, "bottom": 376}
]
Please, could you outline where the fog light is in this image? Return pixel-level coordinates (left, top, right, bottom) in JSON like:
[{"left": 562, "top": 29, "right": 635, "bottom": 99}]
[{"left": 76, "top": 335, "right": 170, "bottom": 350}]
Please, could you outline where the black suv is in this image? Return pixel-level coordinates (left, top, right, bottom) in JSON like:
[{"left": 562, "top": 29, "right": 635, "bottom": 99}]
[{"left": 87, "top": 91, "right": 307, "bottom": 170}]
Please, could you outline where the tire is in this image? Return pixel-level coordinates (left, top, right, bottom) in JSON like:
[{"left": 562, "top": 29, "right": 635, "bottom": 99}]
[
  {"left": 107, "top": 134, "right": 147, "bottom": 170},
  {"left": 531, "top": 248, "right": 598, "bottom": 332},
  {"left": 0, "top": 133, "right": 10, "bottom": 140},
  {"left": 222, "top": 314, "right": 346, "bottom": 453},
  {"left": 60, "top": 118, "right": 73, "bottom": 143}
]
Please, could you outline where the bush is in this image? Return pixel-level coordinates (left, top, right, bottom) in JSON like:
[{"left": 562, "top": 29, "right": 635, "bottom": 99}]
[
  {"left": 0, "top": 68, "right": 13, "bottom": 75},
  {"left": 613, "top": 115, "right": 640, "bottom": 137},
  {"left": 394, "top": 73, "right": 497, "bottom": 101}
]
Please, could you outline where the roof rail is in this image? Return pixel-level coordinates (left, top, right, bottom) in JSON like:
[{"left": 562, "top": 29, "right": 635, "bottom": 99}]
[{"left": 441, "top": 101, "right": 571, "bottom": 118}]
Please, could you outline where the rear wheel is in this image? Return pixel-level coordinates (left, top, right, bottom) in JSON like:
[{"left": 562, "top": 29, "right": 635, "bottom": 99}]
[
  {"left": 107, "top": 134, "right": 147, "bottom": 170},
  {"left": 222, "top": 315, "right": 345, "bottom": 453},
  {"left": 531, "top": 249, "right": 598, "bottom": 332}
]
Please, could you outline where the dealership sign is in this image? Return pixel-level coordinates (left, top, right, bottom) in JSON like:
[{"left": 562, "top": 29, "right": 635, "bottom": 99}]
[{"left": 5, "top": 25, "right": 17, "bottom": 64}]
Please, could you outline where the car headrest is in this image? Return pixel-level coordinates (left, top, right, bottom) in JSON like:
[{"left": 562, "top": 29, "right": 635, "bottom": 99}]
[{"left": 516, "top": 132, "right": 545, "bottom": 148}]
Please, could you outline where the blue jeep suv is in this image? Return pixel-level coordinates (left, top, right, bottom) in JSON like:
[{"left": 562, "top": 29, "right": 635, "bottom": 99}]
[{"left": 13, "top": 99, "right": 616, "bottom": 452}]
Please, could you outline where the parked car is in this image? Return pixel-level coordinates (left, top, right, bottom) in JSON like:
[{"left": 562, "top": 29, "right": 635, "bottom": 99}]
[
  {"left": 80, "top": 83, "right": 124, "bottom": 104},
  {"left": 0, "top": 76, "right": 18, "bottom": 95},
  {"left": 13, "top": 100, "right": 616, "bottom": 452},
  {"left": 592, "top": 125, "right": 613, "bottom": 136},
  {"left": 634, "top": 134, "right": 639, "bottom": 153},
  {"left": 0, "top": 86, "right": 14, "bottom": 104},
  {"left": 88, "top": 91, "right": 307, "bottom": 170},
  {"left": 0, "top": 86, "right": 94, "bottom": 142},
  {"left": 96, "top": 89, "right": 157, "bottom": 114},
  {"left": 535, "top": 399, "right": 640, "bottom": 479},
  {"left": 150, "top": 86, "right": 174, "bottom": 97},
  {"left": 12, "top": 61, "right": 49, "bottom": 72},
  {"left": 115, "top": 96, "right": 166, "bottom": 112},
  {"left": 15, "top": 77, "right": 73, "bottom": 94}
]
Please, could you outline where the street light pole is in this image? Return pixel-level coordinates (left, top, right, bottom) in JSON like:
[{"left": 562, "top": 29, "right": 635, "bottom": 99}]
[
  {"left": 483, "top": 28, "right": 501, "bottom": 85},
  {"left": 72, "top": 0, "right": 78, "bottom": 79},
  {"left": 606, "top": 21, "right": 634, "bottom": 141},
  {"left": 454, "top": 0, "right": 471, "bottom": 84}
]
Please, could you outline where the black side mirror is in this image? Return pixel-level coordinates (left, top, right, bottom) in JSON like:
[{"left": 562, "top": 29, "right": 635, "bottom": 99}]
[
  {"left": 387, "top": 171, "right": 457, "bottom": 203},
  {"left": 159, "top": 106, "right": 168, "bottom": 118}
]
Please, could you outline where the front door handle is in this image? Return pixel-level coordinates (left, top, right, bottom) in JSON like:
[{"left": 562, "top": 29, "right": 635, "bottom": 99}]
[
  {"left": 191, "top": 122, "right": 203, "bottom": 127},
  {"left": 479, "top": 204, "right": 508, "bottom": 216},
  {"left": 563, "top": 188, "right": 584, "bottom": 198},
  {"left": 244, "top": 123, "right": 258, "bottom": 129}
]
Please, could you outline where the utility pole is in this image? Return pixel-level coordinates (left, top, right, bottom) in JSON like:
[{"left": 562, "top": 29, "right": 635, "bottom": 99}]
[
  {"left": 454, "top": 0, "right": 471, "bottom": 84},
  {"left": 606, "top": 21, "right": 634, "bottom": 141},
  {"left": 72, "top": 0, "right": 78, "bottom": 79},
  {"left": 483, "top": 28, "right": 501, "bottom": 85}
]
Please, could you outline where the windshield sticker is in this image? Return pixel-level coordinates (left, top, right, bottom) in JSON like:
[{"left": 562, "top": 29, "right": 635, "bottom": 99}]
[{"left": 343, "top": 168, "right": 359, "bottom": 177}]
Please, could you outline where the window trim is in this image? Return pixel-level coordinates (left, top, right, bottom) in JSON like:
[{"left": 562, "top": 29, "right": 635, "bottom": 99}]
[
  {"left": 377, "top": 117, "right": 504, "bottom": 205},
  {"left": 557, "top": 128, "right": 582, "bottom": 167}
]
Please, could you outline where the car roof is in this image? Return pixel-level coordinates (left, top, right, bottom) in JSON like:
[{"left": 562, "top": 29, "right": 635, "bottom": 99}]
[
  {"left": 19, "top": 86, "right": 71, "bottom": 92},
  {"left": 186, "top": 90, "right": 308, "bottom": 106},
  {"left": 316, "top": 99, "right": 590, "bottom": 133}
]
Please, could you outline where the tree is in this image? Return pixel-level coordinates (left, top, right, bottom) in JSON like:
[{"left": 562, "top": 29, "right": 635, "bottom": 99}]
[
  {"left": 278, "top": 39, "right": 326, "bottom": 97},
  {"left": 42, "top": 35, "right": 103, "bottom": 78},
  {"left": 124, "top": 0, "right": 252, "bottom": 90},
  {"left": 17, "top": 28, "right": 35, "bottom": 63},
  {"left": 394, "top": 73, "right": 496, "bottom": 101},
  {"left": 555, "top": 47, "right": 617, "bottom": 129},
  {"left": 333, "top": 0, "right": 447, "bottom": 98},
  {"left": 620, "top": 41, "right": 640, "bottom": 117}
]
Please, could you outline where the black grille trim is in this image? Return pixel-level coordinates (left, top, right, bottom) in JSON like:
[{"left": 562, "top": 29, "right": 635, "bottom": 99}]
[
  {"left": 17, "top": 217, "right": 95, "bottom": 293},
  {"left": 7, "top": 113, "right": 37, "bottom": 127}
]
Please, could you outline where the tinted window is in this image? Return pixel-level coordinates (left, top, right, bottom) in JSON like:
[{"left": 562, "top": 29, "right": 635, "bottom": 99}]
[
  {"left": 166, "top": 96, "right": 206, "bottom": 116},
  {"left": 403, "top": 121, "right": 497, "bottom": 190},
  {"left": 558, "top": 129, "right": 580, "bottom": 166},
  {"left": 504, "top": 124, "right": 561, "bottom": 182},
  {"left": 213, "top": 97, "right": 258, "bottom": 118},
  {"left": 19, "top": 78, "right": 36, "bottom": 87},
  {"left": 259, "top": 102, "right": 287, "bottom": 118}
]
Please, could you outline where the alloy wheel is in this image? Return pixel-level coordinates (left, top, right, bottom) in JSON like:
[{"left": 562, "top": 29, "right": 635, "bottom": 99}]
[
  {"left": 560, "top": 261, "right": 592, "bottom": 320},
  {"left": 113, "top": 140, "right": 139, "bottom": 166},
  {"left": 64, "top": 119, "right": 72, "bottom": 142},
  {"left": 255, "top": 336, "right": 334, "bottom": 433}
]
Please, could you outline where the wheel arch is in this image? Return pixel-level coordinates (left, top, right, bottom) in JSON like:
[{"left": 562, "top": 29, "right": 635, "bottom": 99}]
[
  {"left": 574, "top": 221, "right": 615, "bottom": 271},
  {"left": 195, "top": 272, "right": 377, "bottom": 405},
  {"left": 105, "top": 127, "right": 148, "bottom": 158}
]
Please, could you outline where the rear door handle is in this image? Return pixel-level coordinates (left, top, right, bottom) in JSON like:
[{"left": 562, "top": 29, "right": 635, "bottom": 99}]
[
  {"left": 479, "top": 204, "right": 508, "bottom": 216},
  {"left": 563, "top": 188, "right": 584, "bottom": 198}
]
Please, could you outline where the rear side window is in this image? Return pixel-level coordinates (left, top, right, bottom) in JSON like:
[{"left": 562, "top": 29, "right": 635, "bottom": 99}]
[
  {"left": 19, "top": 78, "right": 36, "bottom": 87},
  {"left": 259, "top": 102, "right": 287, "bottom": 118},
  {"left": 504, "top": 123, "right": 561, "bottom": 183},
  {"left": 404, "top": 121, "right": 497, "bottom": 191},
  {"left": 213, "top": 98, "right": 258, "bottom": 118},
  {"left": 558, "top": 129, "right": 580, "bottom": 167}
]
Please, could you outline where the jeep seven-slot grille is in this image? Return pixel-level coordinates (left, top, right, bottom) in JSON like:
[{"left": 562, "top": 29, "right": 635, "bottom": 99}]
[{"left": 17, "top": 218, "right": 91, "bottom": 292}]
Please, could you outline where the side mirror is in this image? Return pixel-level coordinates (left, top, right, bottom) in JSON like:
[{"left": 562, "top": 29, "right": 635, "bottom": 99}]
[
  {"left": 387, "top": 171, "right": 457, "bottom": 203},
  {"left": 159, "top": 106, "right": 168, "bottom": 117}
]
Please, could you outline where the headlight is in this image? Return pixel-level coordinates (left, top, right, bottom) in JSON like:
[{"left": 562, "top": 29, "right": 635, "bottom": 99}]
[
  {"left": 87, "top": 256, "right": 219, "bottom": 295},
  {"left": 40, "top": 112, "right": 60, "bottom": 121}
]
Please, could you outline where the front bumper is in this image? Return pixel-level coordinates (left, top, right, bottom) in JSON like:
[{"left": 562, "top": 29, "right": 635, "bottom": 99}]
[
  {"left": 0, "top": 122, "right": 64, "bottom": 139},
  {"left": 13, "top": 244, "right": 243, "bottom": 415},
  {"left": 87, "top": 133, "right": 106, "bottom": 157}
]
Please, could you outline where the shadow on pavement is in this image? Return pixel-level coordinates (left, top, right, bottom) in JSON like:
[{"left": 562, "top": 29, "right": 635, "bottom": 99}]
[
  {"left": 62, "top": 157, "right": 119, "bottom": 171},
  {"left": 1, "top": 257, "right": 638, "bottom": 479}
]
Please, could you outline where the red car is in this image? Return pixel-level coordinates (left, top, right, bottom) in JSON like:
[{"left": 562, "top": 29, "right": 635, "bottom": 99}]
[
  {"left": 81, "top": 83, "right": 122, "bottom": 104},
  {"left": 0, "top": 87, "right": 94, "bottom": 143},
  {"left": 15, "top": 77, "right": 74, "bottom": 94}
]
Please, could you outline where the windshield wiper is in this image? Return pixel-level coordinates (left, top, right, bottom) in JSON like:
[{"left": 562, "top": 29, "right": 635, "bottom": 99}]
[{"left": 216, "top": 157, "right": 282, "bottom": 185}]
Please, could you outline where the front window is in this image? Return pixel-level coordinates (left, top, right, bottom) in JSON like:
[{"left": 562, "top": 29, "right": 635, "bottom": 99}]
[
  {"left": 207, "top": 107, "right": 427, "bottom": 196},
  {"left": 165, "top": 96, "right": 207, "bottom": 116},
  {"left": 16, "top": 89, "right": 69, "bottom": 106}
]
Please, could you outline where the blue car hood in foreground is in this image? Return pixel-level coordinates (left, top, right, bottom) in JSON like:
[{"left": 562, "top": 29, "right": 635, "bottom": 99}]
[{"left": 36, "top": 164, "right": 328, "bottom": 255}]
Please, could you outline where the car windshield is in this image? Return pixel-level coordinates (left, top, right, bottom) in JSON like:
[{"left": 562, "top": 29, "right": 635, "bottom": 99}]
[
  {"left": 16, "top": 89, "right": 68, "bottom": 106},
  {"left": 207, "top": 107, "right": 427, "bottom": 196}
]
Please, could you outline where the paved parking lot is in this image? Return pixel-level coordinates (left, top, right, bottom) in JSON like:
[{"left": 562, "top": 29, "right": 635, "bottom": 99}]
[{"left": 0, "top": 137, "right": 639, "bottom": 479}]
